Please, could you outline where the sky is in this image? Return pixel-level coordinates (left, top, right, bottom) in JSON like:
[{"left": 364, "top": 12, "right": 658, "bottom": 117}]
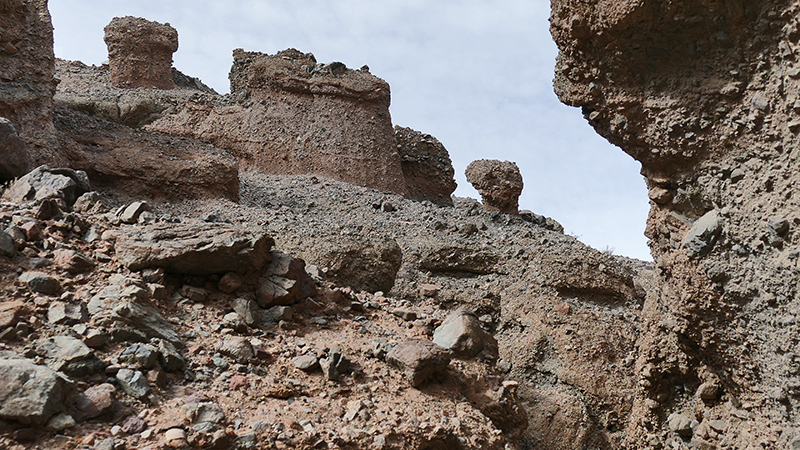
[{"left": 48, "top": 0, "right": 652, "bottom": 260}]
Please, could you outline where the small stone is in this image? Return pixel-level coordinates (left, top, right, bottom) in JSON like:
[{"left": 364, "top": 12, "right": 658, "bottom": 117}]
[
  {"left": 19, "top": 271, "right": 60, "bottom": 295},
  {"left": 120, "top": 201, "right": 150, "bottom": 224},
  {"left": 19, "top": 221, "right": 42, "bottom": 241},
  {"left": 392, "top": 308, "right": 417, "bottom": 321},
  {"left": 156, "top": 339, "right": 185, "bottom": 372},
  {"left": 116, "top": 368, "right": 151, "bottom": 399},
  {"left": 216, "top": 336, "right": 253, "bottom": 363},
  {"left": 46, "top": 413, "right": 75, "bottom": 431},
  {"left": 696, "top": 380, "right": 720, "bottom": 401},
  {"left": 554, "top": 303, "right": 571, "bottom": 314},
  {"left": 165, "top": 427, "right": 187, "bottom": 447},
  {"left": 232, "top": 298, "right": 260, "bottom": 326},
  {"left": 219, "top": 272, "right": 243, "bottom": 293},
  {"left": 122, "top": 414, "right": 148, "bottom": 434},
  {"left": 0, "top": 231, "right": 14, "bottom": 258},
  {"left": 667, "top": 413, "right": 694, "bottom": 437},
  {"left": 83, "top": 329, "right": 108, "bottom": 348},
  {"left": 418, "top": 284, "right": 440, "bottom": 297},
  {"left": 707, "top": 419, "right": 727, "bottom": 433},
  {"left": 119, "top": 343, "right": 158, "bottom": 369},
  {"left": 180, "top": 285, "right": 207, "bottom": 302},
  {"left": 47, "top": 301, "right": 88, "bottom": 325},
  {"left": 0, "top": 301, "right": 29, "bottom": 328},
  {"left": 386, "top": 340, "right": 451, "bottom": 387},
  {"left": 266, "top": 305, "right": 293, "bottom": 322},
  {"left": 293, "top": 354, "right": 319, "bottom": 371},
  {"left": 432, "top": 308, "right": 498, "bottom": 359},
  {"left": 73, "top": 383, "right": 116, "bottom": 421},
  {"left": 229, "top": 374, "right": 249, "bottom": 391},
  {"left": 53, "top": 249, "right": 95, "bottom": 274}
]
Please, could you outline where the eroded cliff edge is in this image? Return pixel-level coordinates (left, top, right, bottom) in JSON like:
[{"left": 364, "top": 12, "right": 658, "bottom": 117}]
[{"left": 552, "top": 0, "right": 800, "bottom": 448}]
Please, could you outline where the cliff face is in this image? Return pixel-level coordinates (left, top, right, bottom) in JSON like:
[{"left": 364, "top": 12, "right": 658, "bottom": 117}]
[
  {"left": 552, "top": 0, "right": 800, "bottom": 447},
  {"left": 0, "top": 0, "right": 57, "bottom": 156}
]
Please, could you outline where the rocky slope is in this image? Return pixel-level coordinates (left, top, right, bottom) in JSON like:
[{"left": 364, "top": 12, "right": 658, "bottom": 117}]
[{"left": 552, "top": 0, "right": 800, "bottom": 448}]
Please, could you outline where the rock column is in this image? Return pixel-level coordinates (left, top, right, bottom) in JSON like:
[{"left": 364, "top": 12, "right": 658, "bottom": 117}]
[{"left": 104, "top": 16, "right": 178, "bottom": 89}]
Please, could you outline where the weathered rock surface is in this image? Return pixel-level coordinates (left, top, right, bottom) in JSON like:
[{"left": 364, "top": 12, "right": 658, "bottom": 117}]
[
  {"left": 551, "top": 0, "right": 800, "bottom": 447},
  {"left": 394, "top": 126, "right": 457, "bottom": 205},
  {"left": 386, "top": 339, "right": 451, "bottom": 387},
  {"left": 54, "top": 107, "right": 240, "bottom": 202},
  {"left": 433, "top": 308, "right": 498, "bottom": 359},
  {"left": 146, "top": 48, "right": 407, "bottom": 195},
  {"left": 0, "top": 352, "right": 66, "bottom": 425},
  {"left": 114, "top": 222, "right": 274, "bottom": 275},
  {"left": 0, "top": 117, "right": 29, "bottom": 181},
  {"left": 465, "top": 159, "right": 524, "bottom": 214},
  {"left": 2, "top": 165, "right": 90, "bottom": 206},
  {"left": 0, "top": 0, "right": 57, "bottom": 153},
  {"left": 104, "top": 17, "right": 178, "bottom": 90}
]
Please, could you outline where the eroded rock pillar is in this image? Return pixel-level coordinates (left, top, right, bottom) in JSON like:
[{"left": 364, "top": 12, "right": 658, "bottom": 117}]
[{"left": 104, "top": 16, "right": 178, "bottom": 89}]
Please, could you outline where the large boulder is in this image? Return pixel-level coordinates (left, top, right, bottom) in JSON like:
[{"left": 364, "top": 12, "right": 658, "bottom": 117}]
[
  {"left": 1, "top": 165, "right": 90, "bottom": 206},
  {"left": 114, "top": 222, "right": 274, "bottom": 275},
  {"left": 104, "top": 16, "right": 178, "bottom": 90},
  {"left": 465, "top": 159, "right": 523, "bottom": 214},
  {"left": 146, "top": 48, "right": 408, "bottom": 196},
  {"left": 0, "top": 352, "right": 67, "bottom": 425}
]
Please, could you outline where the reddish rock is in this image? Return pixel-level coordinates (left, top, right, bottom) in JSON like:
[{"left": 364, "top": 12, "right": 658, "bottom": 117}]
[
  {"left": 73, "top": 383, "right": 116, "bottom": 421},
  {"left": 432, "top": 308, "right": 498, "bottom": 360},
  {"left": 0, "top": 301, "right": 30, "bottom": 328},
  {"left": 19, "top": 221, "right": 42, "bottom": 241},
  {"left": 104, "top": 17, "right": 178, "bottom": 89},
  {"left": 386, "top": 339, "right": 451, "bottom": 387},
  {"left": 147, "top": 48, "right": 407, "bottom": 195},
  {"left": 465, "top": 160, "right": 523, "bottom": 214},
  {"left": 229, "top": 375, "right": 249, "bottom": 391},
  {"left": 53, "top": 249, "right": 95, "bottom": 274}
]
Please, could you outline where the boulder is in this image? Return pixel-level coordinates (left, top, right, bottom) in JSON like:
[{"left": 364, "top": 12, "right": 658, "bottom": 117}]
[
  {"left": 87, "top": 278, "right": 179, "bottom": 343},
  {"left": 53, "top": 249, "right": 95, "bottom": 274},
  {"left": 0, "top": 230, "right": 15, "bottom": 258},
  {"left": 73, "top": 383, "right": 116, "bottom": 421},
  {"left": 433, "top": 308, "right": 498, "bottom": 359},
  {"left": 35, "top": 336, "right": 105, "bottom": 377},
  {"left": 465, "top": 160, "right": 523, "bottom": 214},
  {"left": 0, "top": 301, "right": 30, "bottom": 328},
  {"left": 394, "top": 126, "right": 457, "bottom": 205},
  {"left": 115, "top": 368, "right": 151, "bottom": 399},
  {"left": 0, "top": 352, "right": 67, "bottom": 424},
  {"left": 256, "top": 251, "right": 317, "bottom": 307},
  {"left": 104, "top": 17, "right": 178, "bottom": 90},
  {"left": 386, "top": 340, "right": 451, "bottom": 387},
  {"left": 0, "top": 118, "right": 29, "bottom": 181},
  {"left": 18, "top": 271, "right": 60, "bottom": 295},
  {"left": 2, "top": 165, "right": 90, "bottom": 206},
  {"left": 114, "top": 222, "right": 274, "bottom": 275}
]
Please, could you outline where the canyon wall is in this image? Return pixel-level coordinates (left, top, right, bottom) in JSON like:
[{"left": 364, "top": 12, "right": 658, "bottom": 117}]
[{"left": 551, "top": 0, "right": 800, "bottom": 448}]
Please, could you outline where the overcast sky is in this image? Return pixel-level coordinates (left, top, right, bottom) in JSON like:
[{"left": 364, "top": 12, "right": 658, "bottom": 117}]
[{"left": 49, "top": 0, "right": 652, "bottom": 260}]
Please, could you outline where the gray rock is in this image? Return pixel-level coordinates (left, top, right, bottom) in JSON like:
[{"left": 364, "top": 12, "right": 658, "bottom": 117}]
[
  {"left": 319, "top": 349, "right": 350, "bottom": 381},
  {"left": 155, "top": 339, "right": 185, "bottom": 372},
  {"left": 232, "top": 298, "right": 260, "bottom": 326},
  {"left": 265, "top": 305, "right": 293, "bottom": 323},
  {"left": 119, "top": 201, "right": 150, "bottom": 224},
  {"left": 293, "top": 354, "right": 319, "bottom": 371},
  {"left": 115, "top": 222, "right": 274, "bottom": 275},
  {"left": 19, "top": 271, "right": 60, "bottom": 295},
  {"left": 182, "top": 401, "right": 226, "bottom": 425},
  {"left": 0, "top": 352, "right": 67, "bottom": 424},
  {"left": 72, "top": 191, "right": 102, "bottom": 213},
  {"left": 87, "top": 280, "right": 179, "bottom": 343},
  {"left": 116, "top": 368, "right": 151, "bottom": 399},
  {"left": 0, "top": 231, "right": 15, "bottom": 258},
  {"left": 121, "top": 414, "right": 147, "bottom": 434},
  {"left": 35, "top": 335, "right": 105, "bottom": 376},
  {"left": 0, "top": 118, "right": 29, "bottom": 181},
  {"left": 667, "top": 413, "right": 694, "bottom": 437},
  {"left": 47, "top": 301, "right": 89, "bottom": 325},
  {"left": 216, "top": 336, "right": 253, "bottom": 363},
  {"left": 53, "top": 249, "right": 95, "bottom": 274},
  {"left": 119, "top": 343, "right": 158, "bottom": 369},
  {"left": 682, "top": 210, "right": 723, "bottom": 257},
  {"left": 433, "top": 308, "right": 498, "bottom": 359},
  {"left": 1, "top": 165, "right": 90, "bottom": 206},
  {"left": 386, "top": 340, "right": 451, "bottom": 387}
]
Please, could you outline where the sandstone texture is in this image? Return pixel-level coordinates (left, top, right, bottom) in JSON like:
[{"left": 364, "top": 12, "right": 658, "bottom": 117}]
[
  {"left": 465, "top": 159, "right": 524, "bottom": 214},
  {"left": 104, "top": 16, "right": 178, "bottom": 90},
  {"left": 0, "top": 0, "right": 57, "bottom": 153},
  {"left": 552, "top": 0, "right": 800, "bottom": 448}
]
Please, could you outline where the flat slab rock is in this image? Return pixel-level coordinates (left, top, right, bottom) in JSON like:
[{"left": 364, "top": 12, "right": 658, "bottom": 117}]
[{"left": 115, "top": 222, "right": 274, "bottom": 275}]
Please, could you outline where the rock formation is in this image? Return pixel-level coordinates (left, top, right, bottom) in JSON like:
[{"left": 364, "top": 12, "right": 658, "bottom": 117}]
[
  {"left": 552, "top": 0, "right": 800, "bottom": 447},
  {"left": 0, "top": 118, "right": 30, "bottom": 181},
  {"left": 146, "top": 48, "right": 408, "bottom": 195},
  {"left": 395, "top": 126, "right": 457, "bottom": 205},
  {"left": 465, "top": 159, "right": 524, "bottom": 214},
  {"left": 0, "top": 0, "right": 57, "bottom": 156},
  {"left": 103, "top": 16, "right": 178, "bottom": 90}
]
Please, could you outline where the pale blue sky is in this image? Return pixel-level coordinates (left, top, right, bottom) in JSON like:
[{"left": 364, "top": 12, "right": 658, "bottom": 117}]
[{"left": 49, "top": 0, "right": 652, "bottom": 260}]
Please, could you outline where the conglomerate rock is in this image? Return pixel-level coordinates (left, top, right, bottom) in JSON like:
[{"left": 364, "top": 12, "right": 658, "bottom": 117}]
[
  {"left": 551, "top": 0, "right": 800, "bottom": 448},
  {"left": 146, "top": 48, "right": 408, "bottom": 196},
  {"left": 103, "top": 16, "right": 178, "bottom": 90},
  {"left": 395, "top": 126, "right": 457, "bottom": 206},
  {"left": 465, "top": 159, "right": 524, "bottom": 214}
]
